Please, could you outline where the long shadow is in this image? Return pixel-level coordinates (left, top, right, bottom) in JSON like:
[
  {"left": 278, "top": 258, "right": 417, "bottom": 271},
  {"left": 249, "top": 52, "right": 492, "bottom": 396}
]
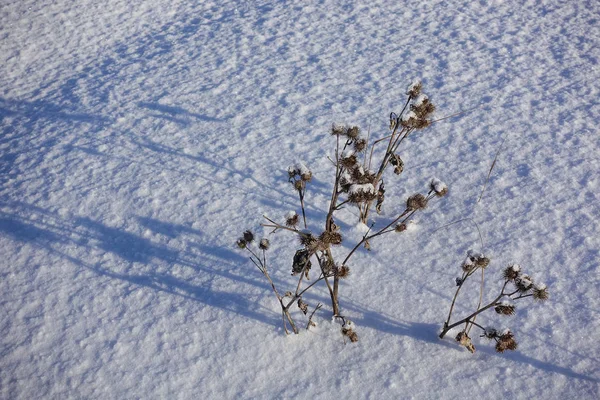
[
  {"left": 137, "top": 102, "right": 232, "bottom": 125},
  {"left": 0, "top": 204, "right": 280, "bottom": 328}
]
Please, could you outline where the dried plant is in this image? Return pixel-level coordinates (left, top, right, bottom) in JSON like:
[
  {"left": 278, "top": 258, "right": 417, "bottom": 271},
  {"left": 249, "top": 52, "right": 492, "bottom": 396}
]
[
  {"left": 439, "top": 252, "right": 549, "bottom": 353},
  {"left": 236, "top": 82, "right": 450, "bottom": 340}
]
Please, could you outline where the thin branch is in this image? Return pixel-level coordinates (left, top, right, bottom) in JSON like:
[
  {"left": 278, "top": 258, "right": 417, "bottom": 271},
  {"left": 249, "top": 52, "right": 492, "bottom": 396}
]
[{"left": 478, "top": 138, "right": 505, "bottom": 204}]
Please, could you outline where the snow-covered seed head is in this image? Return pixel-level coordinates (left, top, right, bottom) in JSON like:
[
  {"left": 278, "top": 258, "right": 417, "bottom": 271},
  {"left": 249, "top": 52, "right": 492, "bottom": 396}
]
[
  {"left": 503, "top": 264, "right": 521, "bottom": 281},
  {"left": 346, "top": 126, "right": 360, "bottom": 139},
  {"left": 395, "top": 223, "right": 407, "bottom": 233},
  {"left": 430, "top": 178, "right": 448, "bottom": 197},
  {"left": 406, "top": 193, "right": 428, "bottom": 210},
  {"left": 259, "top": 238, "right": 270, "bottom": 250},
  {"left": 236, "top": 238, "right": 247, "bottom": 249},
  {"left": 319, "top": 231, "right": 343, "bottom": 246},
  {"left": 533, "top": 283, "right": 549, "bottom": 301},
  {"left": 285, "top": 211, "right": 299, "bottom": 227},
  {"left": 475, "top": 256, "right": 490, "bottom": 269},
  {"left": 407, "top": 80, "right": 422, "bottom": 98},
  {"left": 353, "top": 138, "right": 367, "bottom": 153},
  {"left": 331, "top": 123, "right": 346, "bottom": 136},
  {"left": 243, "top": 230, "right": 254, "bottom": 243},
  {"left": 340, "top": 154, "right": 358, "bottom": 169},
  {"left": 515, "top": 274, "right": 534, "bottom": 293},
  {"left": 298, "top": 231, "right": 317, "bottom": 248},
  {"left": 335, "top": 265, "right": 351, "bottom": 279},
  {"left": 495, "top": 303, "right": 516, "bottom": 316},
  {"left": 341, "top": 327, "right": 359, "bottom": 342}
]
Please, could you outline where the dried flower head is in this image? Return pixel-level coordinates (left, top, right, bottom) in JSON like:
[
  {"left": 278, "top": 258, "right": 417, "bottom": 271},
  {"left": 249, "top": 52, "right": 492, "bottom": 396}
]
[
  {"left": 461, "top": 251, "right": 488, "bottom": 272},
  {"left": 495, "top": 330, "right": 518, "bottom": 352},
  {"left": 395, "top": 223, "right": 407, "bottom": 233},
  {"left": 353, "top": 138, "right": 367, "bottom": 152},
  {"left": 259, "top": 238, "right": 270, "bottom": 250},
  {"left": 335, "top": 265, "right": 351, "bottom": 279},
  {"left": 406, "top": 193, "right": 428, "bottom": 210},
  {"left": 331, "top": 123, "right": 346, "bottom": 136},
  {"left": 515, "top": 274, "right": 534, "bottom": 293},
  {"left": 456, "top": 331, "right": 476, "bottom": 353},
  {"left": 533, "top": 283, "right": 549, "bottom": 301},
  {"left": 243, "top": 230, "right": 254, "bottom": 243},
  {"left": 341, "top": 154, "right": 358, "bottom": 169},
  {"left": 342, "top": 327, "right": 359, "bottom": 342},
  {"left": 407, "top": 80, "right": 422, "bottom": 98},
  {"left": 503, "top": 264, "right": 521, "bottom": 281},
  {"left": 430, "top": 178, "right": 448, "bottom": 197},
  {"left": 348, "top": 183, "right": 377, "bottom": 204},
  {"left": 298, "top": 231, "right": 317, "bottom": 248},
  {"left": 319, "top": 231, "right": 343, "bottom": 246},
  {"left": 347, "top": 126, "right": 360, "bottom": 139},
  {"left": 236, "top": 238, "right": 247, "bottom": 249},
  {"left": 495, "top": 302, "right": 516, "bottom": 316},
  {"left": 285, "top": 211, "right": 299, "bottom": 227}
]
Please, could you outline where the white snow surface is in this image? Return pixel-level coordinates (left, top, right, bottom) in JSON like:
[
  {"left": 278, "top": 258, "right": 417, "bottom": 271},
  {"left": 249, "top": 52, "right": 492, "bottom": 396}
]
[{"left": 1, "top": 0, "right": 599, "bottom": 398}]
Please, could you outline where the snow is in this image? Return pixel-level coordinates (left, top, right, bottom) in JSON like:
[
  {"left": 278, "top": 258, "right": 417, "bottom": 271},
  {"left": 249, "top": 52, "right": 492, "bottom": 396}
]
[
  {"left": 1, "top": 0, "right": 599, "bottom": 398},
  {"left": 349, "top": 183, "right": 375, "bottom": 195}
]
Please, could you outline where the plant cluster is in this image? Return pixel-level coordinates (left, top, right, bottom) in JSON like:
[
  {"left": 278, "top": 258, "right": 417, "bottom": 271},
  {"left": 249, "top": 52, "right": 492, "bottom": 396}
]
[
  {"left": 236, "top": 81, "right": 549, "bottom": 353},
  {"left": 439, "top": 252, "right": 549, "bottom": 353},
  {"left": 237, "top": 81, "right": 447, "bottom": 340}
]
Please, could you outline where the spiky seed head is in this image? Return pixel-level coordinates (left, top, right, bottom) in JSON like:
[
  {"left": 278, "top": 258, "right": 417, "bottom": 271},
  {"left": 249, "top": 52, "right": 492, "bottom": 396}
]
[
  {"left": 298, "top": 232, "right": 316, "bottom": 248},
  {"left": 533, "top": 284, "right": 549, "bottom": 301},
  {"left": 259, "top": 238, "right": 270, "bottom": 250},
  {"left": 353, "top": 138, "right": 367, "bottom": 152},
  {"left": 515, "top": 274, "right": 534, "bottom": 292},
  {"left": 294, "top": 180, "right": 304, "bottom": 191},
  {"left": 430, "top": 178, "right": 448, "bottom": 197},
  {"left": 285, "top": 212, "right": 299, "bottom": 227},
  {"left": 340, "top": 154, "right": 358, "bottom": 169},
  {"left": 496, "top": 330, "right": 518, "bottom": 352},
  {"left": 331, "top": 124, "right": 346, "bottom": 136},
  {"left": 319, "top": 231, "right": 343, "bottom": 246},
  {"left": 503, "top": 265, "right": 520, "bottom": 281},
  {"left": 407, "top": 80, "right": 422, "bottom": 98},
  {"left": 347, "top": 126, "right": 360, "bottom": 139},
  {"left": 300, "top": 171, "right": 312, "bottom": 182},
  {"left": 395, "top": 223, "right": 407, "bottom": 233},
  {"left": 476, "top": 256, "right": 491, "bottom": 269},
  {"left": 495, "top": 304, "right": 516, "bottom": 316},
  {"left": 236, "top": 238, "right": 247, "bottom": 249},
  {"left": 335, "top": 265, "right": 351, "bottom": 279},
  {"left": 243, "top": 230, "right": 254, "bottom": 243},
  {"left": 406, "top": 193, "right": 428, "bottom": 210}
]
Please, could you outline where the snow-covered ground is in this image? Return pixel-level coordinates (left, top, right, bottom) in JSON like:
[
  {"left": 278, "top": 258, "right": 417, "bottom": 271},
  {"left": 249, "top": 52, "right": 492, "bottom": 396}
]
[{"left": 1, "top": 0, "right": 599, "bottom": 398}]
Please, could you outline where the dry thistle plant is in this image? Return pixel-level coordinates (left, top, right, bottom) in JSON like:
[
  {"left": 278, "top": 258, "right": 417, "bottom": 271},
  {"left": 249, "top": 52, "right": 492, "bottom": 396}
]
[
  {"left": 439, "top": 251, "right": 549, "bottom": 353},
  {"left": 236, "top": 81, "right": 450, "bottom": 341}
]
